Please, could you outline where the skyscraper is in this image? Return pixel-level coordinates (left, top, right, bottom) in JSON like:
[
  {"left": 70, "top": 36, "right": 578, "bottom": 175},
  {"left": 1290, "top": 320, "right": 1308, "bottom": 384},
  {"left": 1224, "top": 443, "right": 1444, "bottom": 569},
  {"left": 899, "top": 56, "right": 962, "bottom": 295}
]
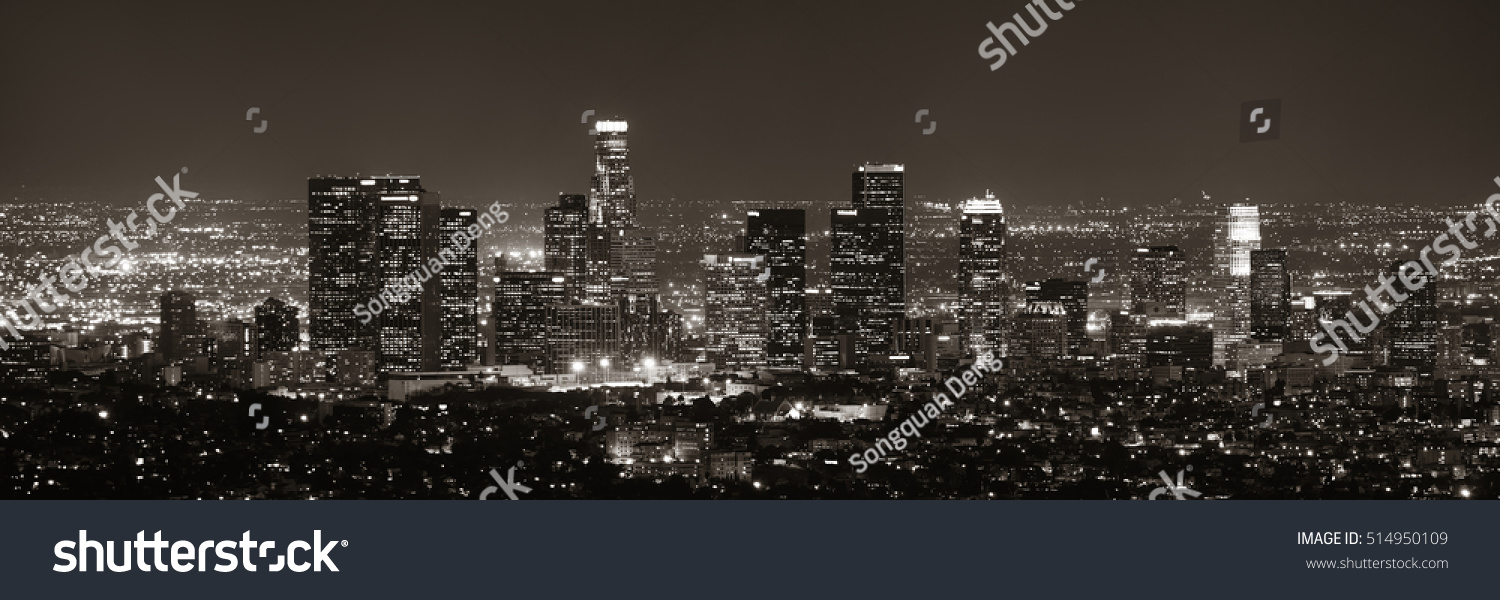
[
  {"left": 851, "top": 162, "right": 906, "bottom": 314},
  {"left": 545, "top": 193, "right": 590, "bottom": 303},
  {"left": 159, "top": 290, "right": 199, "bottom": 364},
  {"left": 610, "top": 230, "right": 660, "bottom": 359},
  {"left": 1250, "top": 249, "right": 1290, "bottom": 342},
  {"left": 1212, "top": 203, "right": 1261, "bottom": 368},
  {"left": 494, "top": 267, "right": 566, "bottom": 371},
  {"left": 1130, "top": 246, "right": 1185, "bottom": 319},
  {"left": 546, "top": 303, "right": 622, "bottom": 374},
  {"left": 745, "top": 209, "right": 807, "bottom": 369},
  {"left": 1015, "top": 302, "right": 1069, "bottom": 361},
  {"left": 310, "top": 176, "right": 418, "bottom": 352},
  {"left": 439, "top": 208, "right": 479, "bottom": 370},
  {"left": 589, "top": 119, "right": 635, "bottom": 230},
  {"left": 959, "top": 191, "right": 1007, "bottom": 356},
  {"left": 1025, "top": 278, "right": 1088, "bottom": 355},
  {"left": 254, "top": 297, "right": 299, "bottom": 355},
  {"left": 826, "top": 162, "right": 906, "bottom": 364},
  {"left": 1387, "top": 261, "right": 1438, "bottom": 374},
  {"left": 376, "top": 187, "right": 441, "bottom": 373},
  {"left": 829, "top": 207, "right": 902, "bottom": 362},
  {"left": 703, "top": 253, "right": 770, "bottom": 370}
]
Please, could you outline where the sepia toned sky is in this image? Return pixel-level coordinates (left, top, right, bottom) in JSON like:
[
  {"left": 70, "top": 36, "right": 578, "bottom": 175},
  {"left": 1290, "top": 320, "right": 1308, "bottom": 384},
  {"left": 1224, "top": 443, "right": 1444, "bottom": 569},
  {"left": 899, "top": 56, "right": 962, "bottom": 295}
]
[{"left": 3, "top": 0, "right": 1499, "bottom": 212}]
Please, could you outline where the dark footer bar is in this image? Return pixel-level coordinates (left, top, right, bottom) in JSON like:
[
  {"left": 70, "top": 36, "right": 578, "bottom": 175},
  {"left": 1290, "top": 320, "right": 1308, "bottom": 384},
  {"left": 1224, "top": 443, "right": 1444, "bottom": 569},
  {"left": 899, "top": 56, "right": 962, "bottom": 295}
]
[{"left": 1, "top": 501, "right": 1483, "bottom": 599}]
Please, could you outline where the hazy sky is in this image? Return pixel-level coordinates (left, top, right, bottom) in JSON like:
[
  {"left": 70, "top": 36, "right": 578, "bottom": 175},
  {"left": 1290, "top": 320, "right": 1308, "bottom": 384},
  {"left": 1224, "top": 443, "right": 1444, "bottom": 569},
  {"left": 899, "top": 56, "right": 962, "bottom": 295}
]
[{"left": 3, "top": 0, "right": 1499, "bottom": 211}]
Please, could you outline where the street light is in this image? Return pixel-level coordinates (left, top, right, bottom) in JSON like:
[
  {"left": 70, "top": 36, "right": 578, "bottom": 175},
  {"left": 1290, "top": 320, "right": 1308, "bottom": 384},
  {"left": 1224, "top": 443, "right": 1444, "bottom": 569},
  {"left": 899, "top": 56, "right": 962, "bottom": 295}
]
[
  {"left": 572, "top": 361, "right": 585, "bottom": 386},
  {"left": 599, "top": 358, "right": 610, "bottom": 383}
]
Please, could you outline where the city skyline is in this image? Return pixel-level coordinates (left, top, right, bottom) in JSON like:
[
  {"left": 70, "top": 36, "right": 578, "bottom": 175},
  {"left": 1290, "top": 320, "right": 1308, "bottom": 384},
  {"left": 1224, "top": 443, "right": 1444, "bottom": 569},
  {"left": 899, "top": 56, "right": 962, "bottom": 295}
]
[{"left": 5, "top": 0, "right": 1500, "bottom": 502}]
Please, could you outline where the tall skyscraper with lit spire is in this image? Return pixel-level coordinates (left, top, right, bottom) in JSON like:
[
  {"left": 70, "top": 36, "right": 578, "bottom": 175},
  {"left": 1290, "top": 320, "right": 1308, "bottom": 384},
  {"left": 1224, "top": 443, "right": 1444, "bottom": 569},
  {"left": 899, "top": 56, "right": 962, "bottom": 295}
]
[
  {"left": 959, "top": 191, "right": 1007, "bottom": 356},
  {"left": 589, "top": 119, "right": 636, "bottom": 230},
  {"left": 1212, "top": 202, "right": 1262, "bottom": 371}
]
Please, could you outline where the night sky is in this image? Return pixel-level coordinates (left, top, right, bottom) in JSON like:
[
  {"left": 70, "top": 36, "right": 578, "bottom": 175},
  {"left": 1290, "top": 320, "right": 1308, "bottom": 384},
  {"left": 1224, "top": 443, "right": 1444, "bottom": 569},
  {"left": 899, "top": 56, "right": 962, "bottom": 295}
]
[{"left": 3, "top": 0, "right": 1499, "bottom": 211}]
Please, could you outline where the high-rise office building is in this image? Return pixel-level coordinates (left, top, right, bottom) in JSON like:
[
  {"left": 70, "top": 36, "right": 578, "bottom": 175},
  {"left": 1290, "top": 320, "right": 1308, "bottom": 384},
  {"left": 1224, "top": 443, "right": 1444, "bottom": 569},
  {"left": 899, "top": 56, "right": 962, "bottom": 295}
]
[
  {"left": 160, "top": 290, "right": 199, "bottom": 364},
  {"left": 959, "top": 191, "right": 1007, "bottom": 356},
  {"left": 545, "top": 193, "right": 590, "bottom": 303},
  {"left": 1130, "top": 246, "right": 1185, "bottom": 319},
  {"left": 310, "top": 176, "right": 421, "bottom": 352},
  {"left": 850, "top": 162, "right": 906, "bottom": 313},
  {"left": 1387, "top": 261, "right": 1438, "bottom": 373},
  {"left": 1015, "top": 302, "right": 1069, "bottom": 361},
  {"left": 827, "top": 163, "right": 906, "bottom": 364},
  {"left": 589, "top": 119, "right": 636, "bottom": 230},
  {"left": 703, "top": 253, "right": 770, "bottom": 370},
  {"left": 610, "top": 231, "right": 660, "bottom": 358},
  {"left": 1147, "top": 322, "right": 1214, "bottom": 372},
  {"left": 376, "top": 188, "right": 441, "bottom": 373},
  {"left": 254, "top": 297, "right": 299, "bottom": 356},
  {"left": 829, "top": 207, "right": 902, "bottom": 362},
  {"left": 494, "top": 267, "right": 567, "bottom": 371},
  {"left": 1250, "top": 249, "right": 1290, "bottom": 342},
  {"left": 439, "top": 208, "right": 479, "bottom": 370},
  {"left": 546, "top": 303, "right": 622, "bottom": 374},
  {"left": 1212, "top": 203, "right": 1261, "bottom": 367},
  {"left": 745, "top": 209, "right": 807, "bottom": 369},
  {"left": 1025, "top": 278, "right": 1088, "bottom": 355}
]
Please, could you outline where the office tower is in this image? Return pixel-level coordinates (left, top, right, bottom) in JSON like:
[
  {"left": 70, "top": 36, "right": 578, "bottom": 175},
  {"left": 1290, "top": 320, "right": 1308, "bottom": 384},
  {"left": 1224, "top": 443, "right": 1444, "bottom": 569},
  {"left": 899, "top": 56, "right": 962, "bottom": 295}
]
[
  {"left": 1212, "top": 203, "right": 1262, "bottom": 367},
  {"left": 209, "top": 319, "right": 254, "bottom": 363},
  {"left": 1130, "top": 246, "right": 1185, "bottom": 318},
  {"left": 546, "top": 303, "right": 622, "bottom": 374},
  {"left": 850, "top": 162, "right": 906, "bottom": 315},
  {"left": 893, "top": 317, "right": 950, "bottom": 372},
  {"left": 805, "top": 315, "right": 856, "bottom": 371},
  {"left": 376, "top": 188, "right": 441, "bottom": 373},
  {"left": 309, "top": 175, "right": 423, "bottom": 353},
  {"left": 494, "top": 267, "right": 566, "bottom": 370},
  {"left": 830, "top": 207, "right": 902, "bottom": 362},
  {"left": 254, "top": 297, "right": 299, "bottom": 355},
  {"left": 649, "top": 307, "right": 685, "bottom": 364},
  {"left": 1109, "top": 312, "right": 1149, "bottom": 371},
  {"left": 584, "top": 226, "right": 613, "bottom": 303},
  {"left": 1250, "top": 249, "right": 1290, "bottom": 342},
  {"left": 159, "top": 290, "right": 199, "bottom": 363},
  {"left": 611, "top": 231, "right": 660, "bottom": 357},
  {"left": 1146, "top": 322, "right": 1214, "bottom": 372},
  {"left": 439, "top": 208, "right": 479, "bottom": 370},
  {"left": 1025, "top": 278, "right": 1088, "bottom": 355},
  {"left": 703, "top": 253, "right": 770, "bottom": 370},
  {"left": 745, "top": 209, "right": 807, "bottom": 368},
  {"left": 545, "top": 193, "right": 590, "bottom": 302},
  {"left": 1387, "top": 261, "right": 1438, "bottom": 373},
  {"left": 959, "top": 191, "right": 1007, "bottom": 356},
  {"left": 590, "top": 119, "right": 636, "bottom": 229},
  {"left": 1309, "top": 290, "right": 1370, "bottom": 361},
  {"left": 853, "top": 162, "right": 905, "bottom": 212},
  {"left": 609, "top": 231, "right": 657, "bottom": 294},
  {"left": 1015, "top": 302, "right": 1069, "bottom": 361}
]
